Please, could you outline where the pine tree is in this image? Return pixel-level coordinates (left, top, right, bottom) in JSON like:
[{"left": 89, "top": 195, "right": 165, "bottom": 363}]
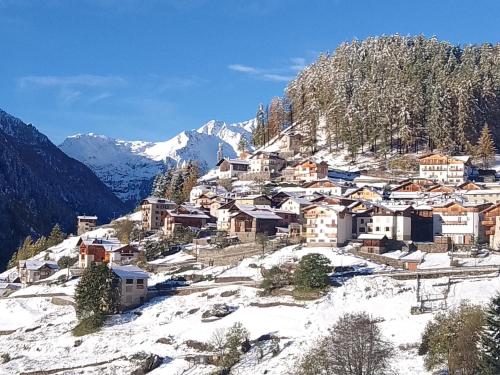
[
  {"left": 476, "top": 123, "right": 496, "bottom": 168},
  {"left": 169, "top": 168, "right": 185, "bottom": 204},
  {"left": 182, "top": 161, "right": 200, "bottom": 202},
  {"left": 480, "top": 293, "right": 500, "bottom": 374},
  {"left": 46, "top": 224, "right": 65, "bottom": 248},
  {"left": 75, "top": 263, "right": 120, "bottom": 319}
]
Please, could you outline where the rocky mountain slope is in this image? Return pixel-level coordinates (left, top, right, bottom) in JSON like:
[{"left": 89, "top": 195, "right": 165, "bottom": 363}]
[
  {"left": 0, "top": 109, "right": 128, "bottom": 270},
  {"left": 59, "top": 119, "right": 256, "bottom": 206}
]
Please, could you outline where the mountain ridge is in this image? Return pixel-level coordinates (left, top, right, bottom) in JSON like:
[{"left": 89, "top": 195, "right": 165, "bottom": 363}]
[
  {"left": 59, "top": 118, "right": 256, "bottom": 206},
  {"left": 0, "top": 108, "right": 128, "bottom": 270}
]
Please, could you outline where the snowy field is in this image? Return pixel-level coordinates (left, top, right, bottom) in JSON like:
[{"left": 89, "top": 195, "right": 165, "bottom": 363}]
[{"left": 1, "top": 244, "right": 499, "bottom": 375}]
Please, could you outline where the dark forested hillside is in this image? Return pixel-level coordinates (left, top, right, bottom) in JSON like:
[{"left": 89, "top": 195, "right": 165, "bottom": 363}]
[
  {"left": 285, "top": 35, "right": 500, "bottom": 158},
  {"left": 0, "top": 109, "right": 128, "bottom": 270}
]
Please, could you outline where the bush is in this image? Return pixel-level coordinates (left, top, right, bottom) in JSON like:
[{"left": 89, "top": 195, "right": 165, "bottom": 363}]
[
  {"left": 294, "top": 253, "right": 331, "bottom": 292},
  {"left": 260, "top": 266, "right": 292, "bottom": 295},
  {"left": 420, "top": 303, "right": 485, "bottom": 374},
  {"left": 296, "top": 312, "right": 393, "bottom": 375},
  {"left": 72, "top": 314, "right": 104, "bottom": 337},
  {"left": 209, "top": 322, "right": 250, "bottom": 371}
]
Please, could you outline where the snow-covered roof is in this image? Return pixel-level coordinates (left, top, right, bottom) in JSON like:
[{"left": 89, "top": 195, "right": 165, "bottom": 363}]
[
  {"left": 282, "top": 197, "right": 313, "bottom": 206},
  {"left": 358, "top": 234, "right": 387, "bottom": 240},
  {"left": 464, "top": 189, "right": 500, "bottom": 195},
  {"left": 111, "top": 265, "right": 149, "bottom": 279},
  {"left": 141, "top": 196, "right": 176, "bottom": 205},
  {"left": 234, "top": 209, "right": 283, "bottom": 220},
  {"left": 77, "top": 215, "right": 97, "bottom": 220},
  {"left": 401, "top": 250, "right": 427, "bottom": 262},
  {"left": 19, "top": 260, "right": 59, "bottom": 271}
]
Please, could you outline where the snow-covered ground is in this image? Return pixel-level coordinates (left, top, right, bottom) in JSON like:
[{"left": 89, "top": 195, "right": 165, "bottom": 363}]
[{"left": 1, "top": 244, "right": 499, "bottom": 375}]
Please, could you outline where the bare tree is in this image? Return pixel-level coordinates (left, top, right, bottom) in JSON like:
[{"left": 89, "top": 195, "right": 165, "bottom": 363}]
[{"left": 297, "top": 312, "right": 393, "bottom": 375}]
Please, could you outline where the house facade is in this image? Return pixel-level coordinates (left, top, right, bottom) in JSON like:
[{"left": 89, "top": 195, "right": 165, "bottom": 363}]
[
  {"left": 432, "top": 201, "right": 491, "bottom": 245},
  {"left": 293, "top": 160, "right": 329, "bottom": 182},
  {"left": 249, "top": 151, "right": 286, "bottom": 174},
  {"left": 77, "top": 215, "right": 98, "bottom": 235},
  {"left": 217, "top": 159, "right": 249, "bottom": 179},
  {"left": 18, "top": 260, "right": 59, "bottom": 285},
  {"left": 302, "top": 204, "right": 352, "bottom": 247},
  {"left": 229, "top": 209, "right": 284, "bottom": 242},
  {"left": 164, "top": 205, "right": 211, "bottom": 236},
  {"left": 371, "top": 205, "right": 412, "bottom": 241},
  {"left": 111, "top": 265, "right": 148, "bottom": 309},
  {"left": 79, "top": 238, "right": 139, "bottom": 268},
  {"left": 140, "top": 197, "right": 177, "bottom": 231},
  {"left": 418, "top": 153, "right": 471, "bottom": 184}
]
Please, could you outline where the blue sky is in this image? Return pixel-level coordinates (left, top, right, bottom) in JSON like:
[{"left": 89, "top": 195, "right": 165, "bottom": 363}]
[{"left": 0, "top": 0, "right": 499, "bottom": 144}]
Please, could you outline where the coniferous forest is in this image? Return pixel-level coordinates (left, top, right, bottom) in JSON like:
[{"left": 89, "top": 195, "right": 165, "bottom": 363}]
[{"left": 279, "top": 35, "right": 500, "bottom": 158}]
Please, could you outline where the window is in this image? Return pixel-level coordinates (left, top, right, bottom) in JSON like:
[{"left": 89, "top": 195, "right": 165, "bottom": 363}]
[
  {"left": 385, "top": 227, "right": 390, "bottom": 231},
  {"left": 126, "top": 279, "right": 134, "bottom": 284},
  {"left": 359, "top": 228, "right": 365, "bottom": 233},
  {"left": 375, "top": 227, "right": 380, "bottom": 231},
  {"left": 360, "top": 219, "right": 364, "bottom": 224},
  {"left": 137, "top": 279, "right": 144, "bottom": 285}
]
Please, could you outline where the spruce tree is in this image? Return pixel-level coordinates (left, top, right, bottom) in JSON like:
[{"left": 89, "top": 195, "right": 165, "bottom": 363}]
[
  {"left": 476, "top": 123, "right": 496, "bottom": 168},
  {"left": 75, "top": 263, "right": 120, "bottom": 319},
  {"left": 46, "top": 224, "right": 65, "bottom": 248},
  {"left": 480, "top": 293, "right": 500, "bottom": 374}
]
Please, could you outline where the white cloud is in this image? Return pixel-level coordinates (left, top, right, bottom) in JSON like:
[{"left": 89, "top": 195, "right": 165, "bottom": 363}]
[
  {"left": 228, "top": 64, "right": 259, "bottom": 74},
  {"left": 18, "top": 74, "right": 126, "bottom": 89},
  {"left": 228, "top": 57, "right": 307, "bottom": 83}
]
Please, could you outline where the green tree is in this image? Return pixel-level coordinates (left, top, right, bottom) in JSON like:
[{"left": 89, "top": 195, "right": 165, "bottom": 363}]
[
  {"left": 57, "top": 255, "right": 78, "bottom": 269},
  {"left": 420, "top": 303, "right": 485, "bottom": 375},
  {"left": 46, "top": 224, "right": 65, "bottom": 248},
  {"left": 476, "top": 123, "right": 496, "bottom": 168},
  {"left": 480, "top": 293, "right": 500, "bottom": 374},
  {"left": 75, "top": 263, "right": 120, "bottom": 320},
  {"left": 294, "top": 253, "right": 331, "bottom": 291}
]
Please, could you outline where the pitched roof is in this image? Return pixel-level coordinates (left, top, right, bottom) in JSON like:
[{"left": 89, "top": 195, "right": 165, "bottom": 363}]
[
  {"left": 20, "top": 260, "right": 59, "bottom": 271},
  {"left": 111, "top": 265, "right": 149, "bottom": 279}
]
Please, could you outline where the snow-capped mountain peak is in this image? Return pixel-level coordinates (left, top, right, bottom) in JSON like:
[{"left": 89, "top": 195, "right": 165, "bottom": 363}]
[{"left": 59, "top": 118, "right": 255, "bottom": 207}]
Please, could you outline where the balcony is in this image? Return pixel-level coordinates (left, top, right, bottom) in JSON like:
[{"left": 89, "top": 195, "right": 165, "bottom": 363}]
[{"left": 482, "top": 220, "right": 494, "bottom": 226}]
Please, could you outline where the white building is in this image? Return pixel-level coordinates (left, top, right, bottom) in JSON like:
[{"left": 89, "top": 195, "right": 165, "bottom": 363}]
[
  {"left": 302, "top": 204, "right": 352, "bottom": 247},
  {"left": 111, "top": 265, "right": 148, "bottom": 309},
  {"left": 279, "top": 196, "right": 312, "bottom": 216},
  {"left": 432, "top": 201, "right": 490, "bottom": 245},
  {"left": 370, "top": 204, "right": 412, "bottom": 241},
  {"left": 418, "top": 153, "right": 471, "bottom": 185}
]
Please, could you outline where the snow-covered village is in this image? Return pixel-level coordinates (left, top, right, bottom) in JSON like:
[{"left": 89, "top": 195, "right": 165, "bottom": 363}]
[{"left": 1, "top": 2, "right": 500, "bottom": 375}]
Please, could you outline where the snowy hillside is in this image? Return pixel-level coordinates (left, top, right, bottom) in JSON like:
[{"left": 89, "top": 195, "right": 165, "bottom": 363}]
[
  {"left": 59, "top": 119, "right": 255, "bottom": 207},
  {"left": 1, "top": 243, "right": 500, "bottom": 374}
]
